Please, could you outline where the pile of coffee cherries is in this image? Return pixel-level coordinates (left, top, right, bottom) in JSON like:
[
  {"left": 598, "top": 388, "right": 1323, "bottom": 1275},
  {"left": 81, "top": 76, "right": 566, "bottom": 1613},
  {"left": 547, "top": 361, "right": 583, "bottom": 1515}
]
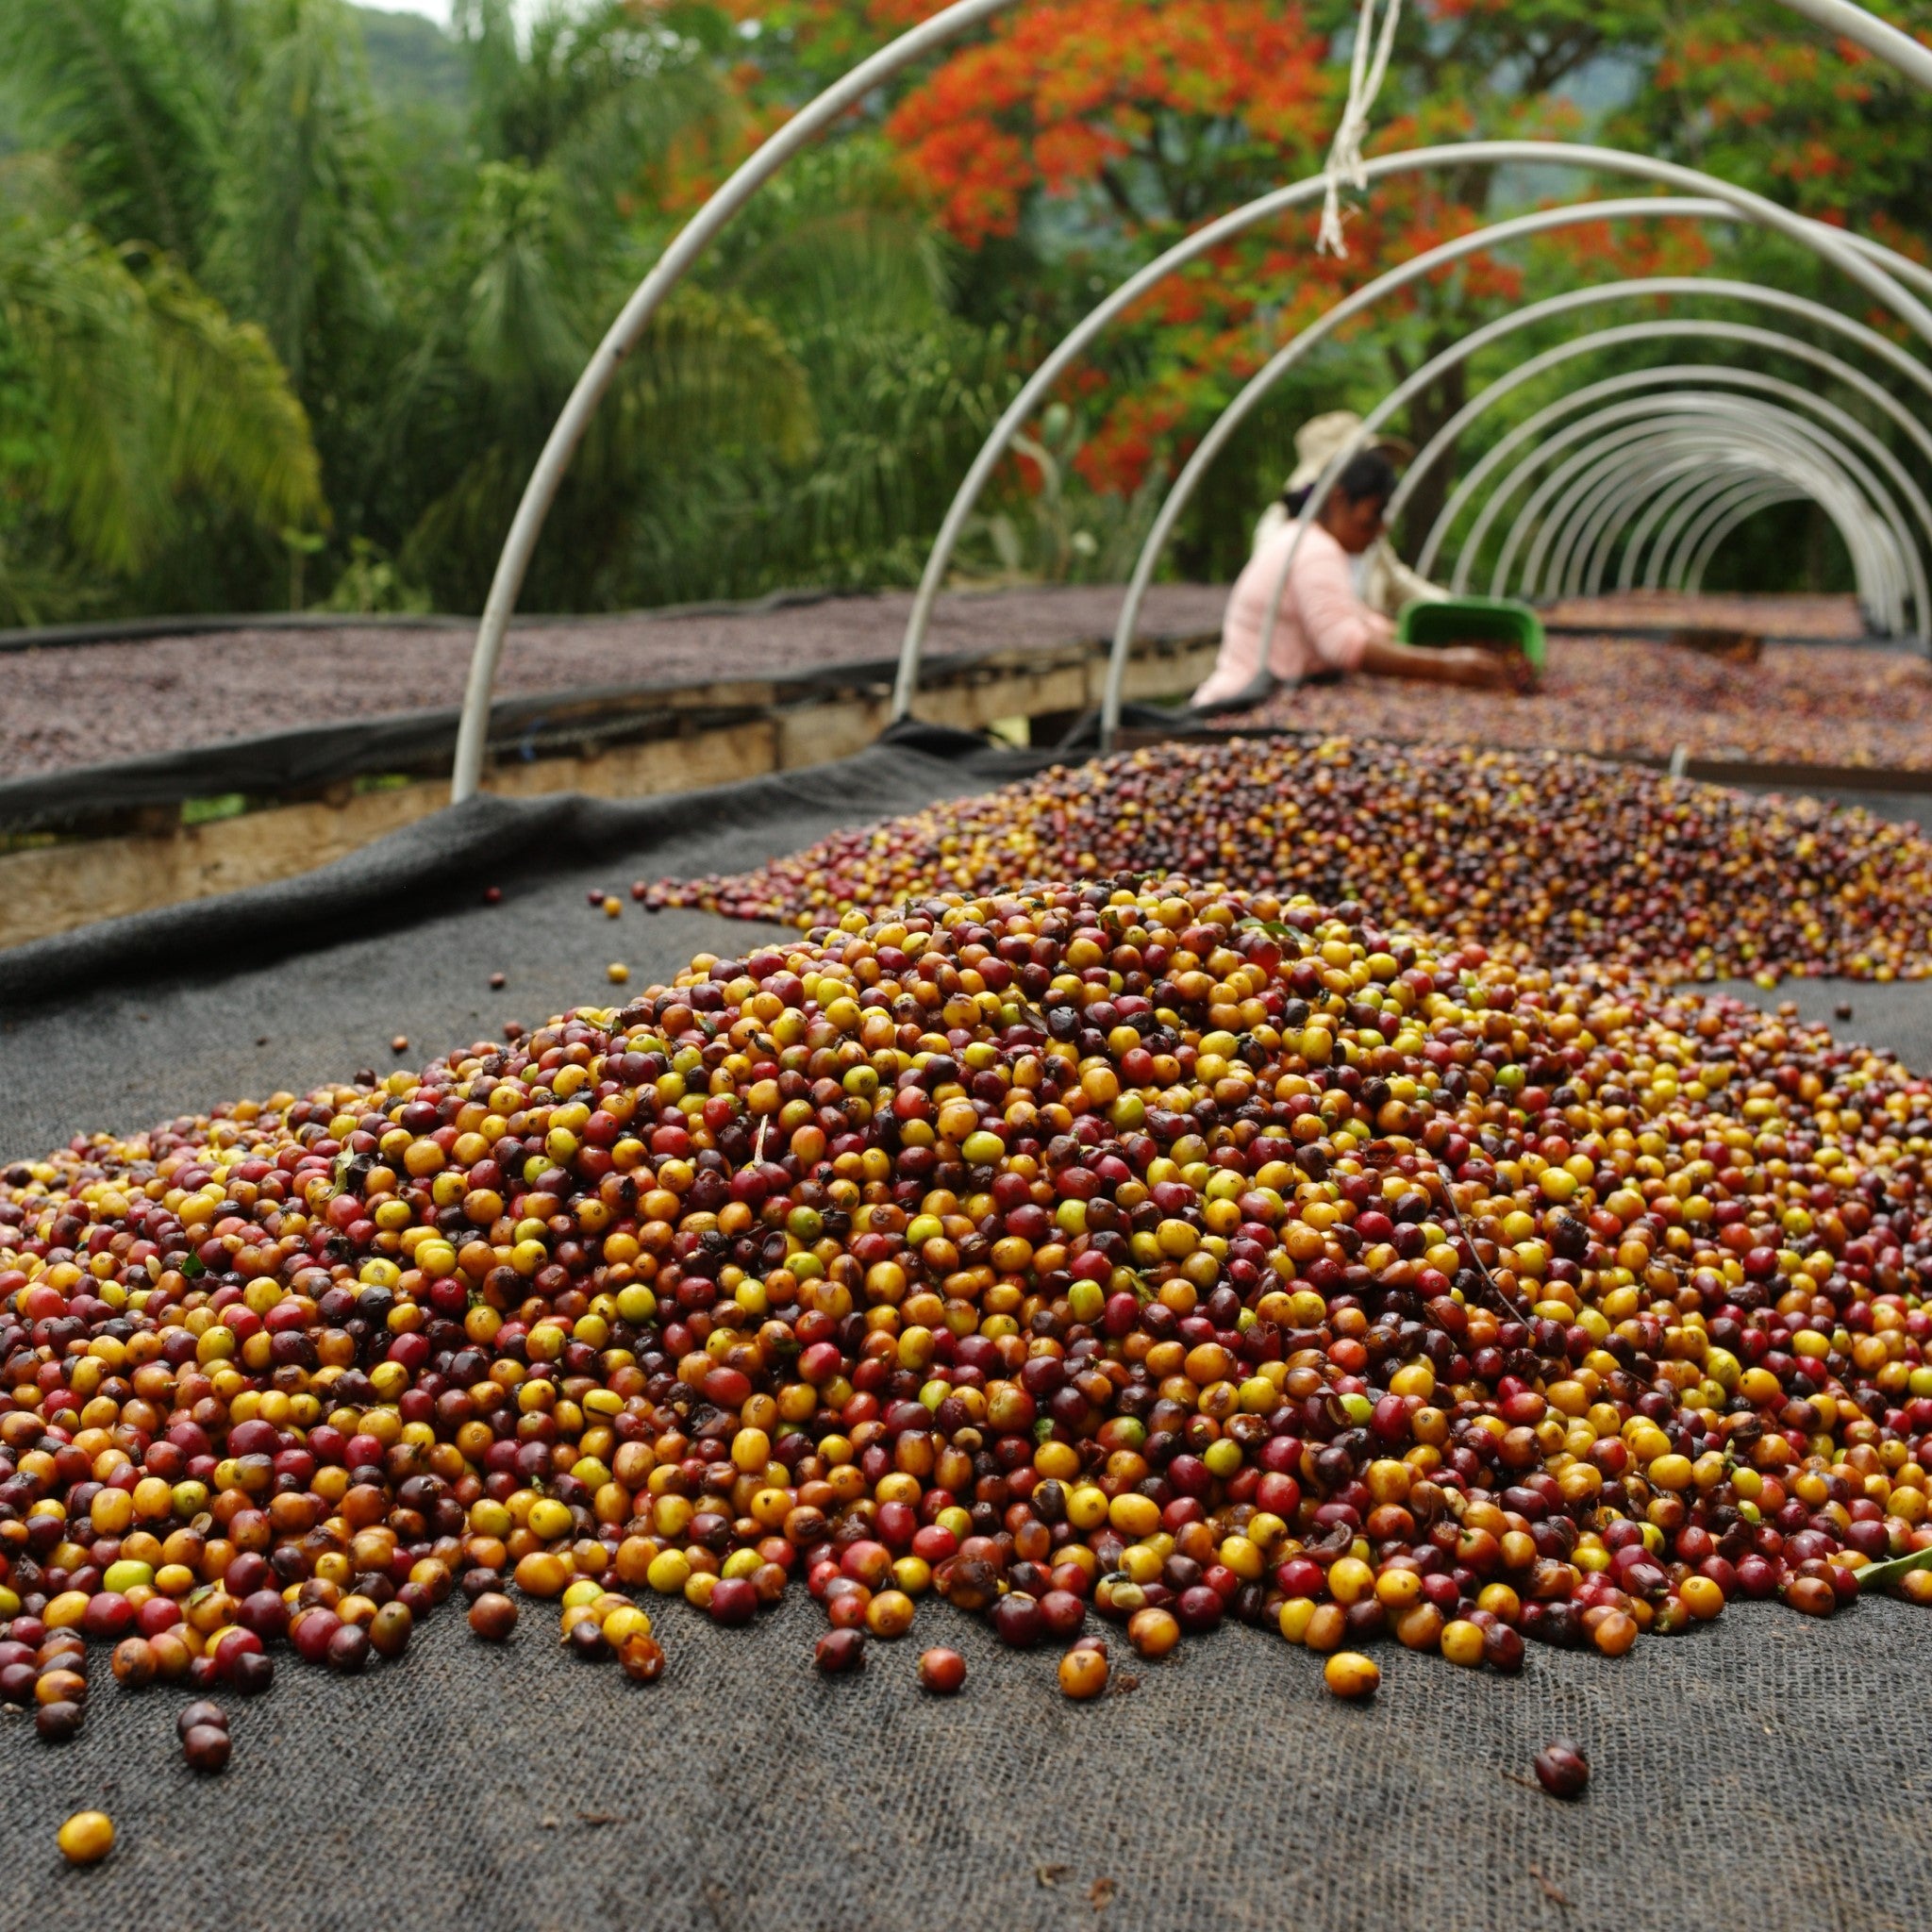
[
  {"left": 1240, "top": 639, "right": 1932, "bottom": 773},
  {"left": 640, "top": 739, "right": 1932, "bottom": 985},
  {"left": 5, "top": 874, "right": 1932, "bottom": 1750}
]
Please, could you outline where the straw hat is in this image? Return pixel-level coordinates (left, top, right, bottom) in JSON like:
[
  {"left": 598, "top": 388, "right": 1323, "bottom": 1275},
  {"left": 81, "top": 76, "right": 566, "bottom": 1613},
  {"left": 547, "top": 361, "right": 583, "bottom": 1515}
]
[{"left": 1286, "top": 410, "right": 1414, "bottom": 492}]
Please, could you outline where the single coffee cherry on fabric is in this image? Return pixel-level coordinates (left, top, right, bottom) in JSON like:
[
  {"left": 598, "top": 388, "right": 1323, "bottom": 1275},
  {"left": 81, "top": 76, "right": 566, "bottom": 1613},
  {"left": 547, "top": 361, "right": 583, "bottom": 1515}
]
[
  {"left": 814, "top": 1629, "right": 866, "bottom": 1676},
  {"left": 1324, "top": 1653, "right": 1381, "bottom": 1701},
  {"left": 1534, "top": 1740, "right": 1591, "bottom": 1800},
  {"left": 58, "top": 1811, "right": 114, "bottom": 1865},
  {"left": 468, "top": 1594, "right": 518, "bottom": 1642},
  {"left": 1058, "top": 1646, "right": 1110, "bottom": 1700},
  {"left": 183, "top": 1724, "right": 232, "bottom": 1774},
  {"left": 619, "top": 1634, "right": 666, "bottom": 1684},
  {"left": 110, "top": 1638, "right": 157, "bottom": 1689},
  {"left": 37, "top": 1701, "right": 85, "bottom": 1743},
  {"left": 917, "top": 1648, "right": 966, "bottom": 1694}
]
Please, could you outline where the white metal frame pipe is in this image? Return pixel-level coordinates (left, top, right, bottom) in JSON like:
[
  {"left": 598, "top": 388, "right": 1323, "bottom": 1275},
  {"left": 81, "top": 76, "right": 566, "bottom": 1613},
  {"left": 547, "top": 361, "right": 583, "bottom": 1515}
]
[
  {"left": 1511, "top": 368, "right": 1932, "bottom": 608},
  {"left": 1367, "top": 327, "right": 1932, "bottom": 593},
  {"left": 1430, "top": 369, "right": 1921, "bottom": 598},
  {"left": 1489, "top": 391, "right": 1928, "bottom": 619},
  {"left": 1593, "top": 471, "right": 1800, "bottom": 595},
  {"left": 1569, "top": 458, "right": 1784, "bottom": 598},
  {"left": 1593, "top": 468, "right": 1789, "bottom": 596},
  {"left": 1526, "top": 437, "right": 1904, "bottom": 622},
  {"left": 1656, "top": 451, "right": 1906, "bottom": 607},
  {"left": 448, "top": 0, "right": 1012, "bottom": 803},
  {"left": 1776, "top": 0, "right": 1932, "bottom": 91},
  {"left": 1558, "top": 351, "right": 1932, "bottom": 598},
  {"left": 1466, "top": 415, "right": 1895, "bottom": 610},
  {"left": 1398, "top": 285, "right": 1932, "bottom": 581},
  {"left": 1542, "top": 441, "right": 1903, "bottom": 618},
  {"left": 1487, "top": 409, "right": 1914, "bottom": 627},
  {"left": 1498, "top": 414, "right": 1909, "bottom": 618}
]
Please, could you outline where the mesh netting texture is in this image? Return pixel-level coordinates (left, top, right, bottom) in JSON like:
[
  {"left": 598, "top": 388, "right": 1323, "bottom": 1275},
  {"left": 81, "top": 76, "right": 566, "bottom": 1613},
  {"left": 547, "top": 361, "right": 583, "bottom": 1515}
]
[
  {"left": 3, "top": 736, "right": 1932, "bottom": 1932},
  {"left": 6, "top": 1586, "right": 1930, "bottom": 1932}
]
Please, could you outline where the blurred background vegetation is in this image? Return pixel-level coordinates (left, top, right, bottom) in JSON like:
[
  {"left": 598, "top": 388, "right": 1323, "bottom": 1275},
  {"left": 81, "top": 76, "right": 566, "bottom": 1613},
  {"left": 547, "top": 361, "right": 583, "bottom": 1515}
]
[{"left": 1, "top": 0, "right": 1927, "bottom": 625}]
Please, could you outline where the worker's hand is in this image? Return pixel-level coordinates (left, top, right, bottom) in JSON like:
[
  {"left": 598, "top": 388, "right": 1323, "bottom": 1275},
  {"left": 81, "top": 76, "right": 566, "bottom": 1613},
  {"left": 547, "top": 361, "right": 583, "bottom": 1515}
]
[{"left": 1437, "top": 646, "right": 1519, "bottom": 691}]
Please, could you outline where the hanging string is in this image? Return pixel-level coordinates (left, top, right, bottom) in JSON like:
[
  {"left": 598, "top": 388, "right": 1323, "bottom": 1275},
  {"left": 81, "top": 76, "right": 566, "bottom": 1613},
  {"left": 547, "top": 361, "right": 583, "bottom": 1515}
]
[{"left": 1316, "top": 0, "right": 1404, "bottom": 259}]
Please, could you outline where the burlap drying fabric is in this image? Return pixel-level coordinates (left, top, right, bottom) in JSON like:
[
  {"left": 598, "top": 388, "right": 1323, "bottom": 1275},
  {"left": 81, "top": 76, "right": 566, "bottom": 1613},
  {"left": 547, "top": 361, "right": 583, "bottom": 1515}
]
[
  {"left": 5, "top": 1585, "right": 1930, "bottom": 1932},
  {"left": 3, "top": 738, "right": 1931, "bottom": 1932}
]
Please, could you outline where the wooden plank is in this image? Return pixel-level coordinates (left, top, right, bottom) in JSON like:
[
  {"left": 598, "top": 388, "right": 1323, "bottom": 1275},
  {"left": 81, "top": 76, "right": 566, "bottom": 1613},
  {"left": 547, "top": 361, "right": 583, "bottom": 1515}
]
[{"left": 0, "top": 786, "right": 446, "bottom": 947}]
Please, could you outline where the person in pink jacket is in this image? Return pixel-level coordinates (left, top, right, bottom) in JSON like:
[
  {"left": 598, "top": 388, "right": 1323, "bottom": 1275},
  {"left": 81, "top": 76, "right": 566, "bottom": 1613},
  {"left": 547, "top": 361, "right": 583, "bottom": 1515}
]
[{"left": 1191, "top": 449, "right": 1512, "bottom": 712}]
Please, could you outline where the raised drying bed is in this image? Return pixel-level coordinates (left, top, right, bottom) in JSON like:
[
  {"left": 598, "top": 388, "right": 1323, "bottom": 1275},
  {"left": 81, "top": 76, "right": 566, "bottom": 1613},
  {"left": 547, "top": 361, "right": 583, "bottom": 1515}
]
[{"left": 0, "top": 599, "right": 1218, "bottom": 948}]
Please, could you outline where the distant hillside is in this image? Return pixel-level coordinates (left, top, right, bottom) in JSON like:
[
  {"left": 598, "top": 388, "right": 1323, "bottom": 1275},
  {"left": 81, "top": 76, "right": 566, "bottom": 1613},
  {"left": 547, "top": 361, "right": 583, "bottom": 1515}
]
[{"left": 355, "top": 6, "right": 469, "bottom": 114}]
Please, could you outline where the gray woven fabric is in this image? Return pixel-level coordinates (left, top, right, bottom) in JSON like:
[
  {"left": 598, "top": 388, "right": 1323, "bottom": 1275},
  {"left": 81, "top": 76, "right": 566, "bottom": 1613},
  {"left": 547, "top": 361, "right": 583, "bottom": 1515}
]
[
  {"left": 5, "top": 1587, "right": 1929, "bottom": 1932},
  {"left": 3, "top": 739, "right": 1932, "bottom": 1931}
]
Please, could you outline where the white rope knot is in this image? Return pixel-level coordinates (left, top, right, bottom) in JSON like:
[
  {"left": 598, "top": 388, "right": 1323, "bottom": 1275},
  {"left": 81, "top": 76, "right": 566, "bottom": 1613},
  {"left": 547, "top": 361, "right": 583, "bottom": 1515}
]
[{"left": 1317, "top": 0, "right": 1403, "bottom": 259}]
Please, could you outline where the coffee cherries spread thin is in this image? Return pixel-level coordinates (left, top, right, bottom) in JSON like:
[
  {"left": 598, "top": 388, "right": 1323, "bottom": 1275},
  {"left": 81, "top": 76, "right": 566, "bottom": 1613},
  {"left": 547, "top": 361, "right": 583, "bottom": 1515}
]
[
  {"left": 4, "top": 874, "right": 1932, "bottom": 1759},
  {"left": 641, "top": 739, "right": 1932, "bottom": 986},
  {"left": 1241, "top": 638, "right": 1932, "bottom": 776}
]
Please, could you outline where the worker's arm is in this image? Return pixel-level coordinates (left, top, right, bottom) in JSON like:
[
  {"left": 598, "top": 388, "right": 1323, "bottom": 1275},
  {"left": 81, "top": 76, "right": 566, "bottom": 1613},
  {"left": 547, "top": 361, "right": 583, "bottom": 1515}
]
[{"left": 1357, "top": 634, "right": 1516, "bottom": 689}]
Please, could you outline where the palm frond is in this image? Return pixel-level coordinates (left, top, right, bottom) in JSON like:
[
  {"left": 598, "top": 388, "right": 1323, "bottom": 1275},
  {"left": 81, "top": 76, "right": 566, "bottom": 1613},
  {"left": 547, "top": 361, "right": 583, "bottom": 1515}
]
[
  {"left": 0, "top": 0, "right": 220, "bottom": 259},
  {"left": 603, "top": 286, "right": 817, "bottom": 474},
  {"left": 458, "top": 161, "right": 588, "bottom": 400},
  {"left": 142, "top": 254, "right": 327, "bottom": 535},
  {"left": 203, "top": 0, "right": 391, "bottom": 385},
  {"left": 0, "top": 204, "right": 170, "bottom": 569},
  {"left": 0, "top": 164, "right": 325, "bottom": 575}
]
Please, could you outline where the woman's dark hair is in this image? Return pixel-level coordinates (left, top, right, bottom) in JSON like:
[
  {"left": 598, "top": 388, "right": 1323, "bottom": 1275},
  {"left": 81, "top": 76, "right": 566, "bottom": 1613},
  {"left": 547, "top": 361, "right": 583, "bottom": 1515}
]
[
  {"left": 1333, "top": 448, "right": 1399, "bottom": 507},
  {"left": 1281, "top": 483, "right": 1313, "bottom": 515}
]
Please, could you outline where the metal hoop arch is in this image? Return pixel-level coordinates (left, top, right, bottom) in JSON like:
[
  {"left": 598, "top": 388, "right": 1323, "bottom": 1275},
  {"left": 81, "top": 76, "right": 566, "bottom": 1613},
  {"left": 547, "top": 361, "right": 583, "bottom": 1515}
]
[
  {"left": 1509, "top": 429, "right": 1907, "bottom": 622},
  {"left": 1472, "top": 401, "right": 1917, "bottom": 619},
  {"left": 1483, "top": 404, "right": 1918, "bottom": 629},
  {"left": 1529, "top": 336, "right": 1932, "bottom": 596},
  {"left": 1567, "top": 471, "right": 1811, "bottom": 599},
  {"left": 1501, "top": 369, "right": 1932, "bottom": 617},
  {"left": 1532, "top": 436, "right": 1908, "bottom": 624},
  {"left": 1601, "top": 468, "right": 1806, "bottom": 598},
  {"left": 1588, "top": 432, "right": 1897, "bottom": 603},
  {"left": 1587, "top": 448, "right": 1908, "bottom": 613},
  {"left": 1398, "top": 284, "right": 1932, "bottom": 582}
]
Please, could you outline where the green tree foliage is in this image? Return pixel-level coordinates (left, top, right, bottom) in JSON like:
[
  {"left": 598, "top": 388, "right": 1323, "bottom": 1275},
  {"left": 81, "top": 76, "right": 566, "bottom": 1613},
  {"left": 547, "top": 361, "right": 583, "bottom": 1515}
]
[
  {"left": 0, "top": 156, "right": 324, "bottom": 621},
  {"left": 0, "top": 0, "right": 1927, "bottom": 620}
]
